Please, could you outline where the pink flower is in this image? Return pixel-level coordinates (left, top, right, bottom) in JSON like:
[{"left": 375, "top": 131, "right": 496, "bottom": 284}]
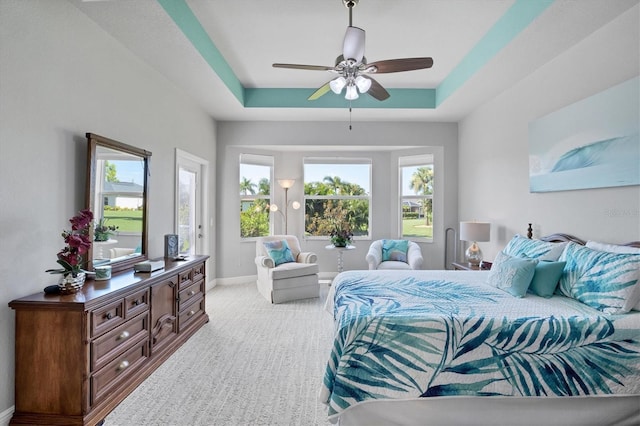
[
  {"left": 47, "top": 209, "right": 94, "bottom": 277},
  {"left": 70, "top": 209, "right": 94, "bottom": 231}
]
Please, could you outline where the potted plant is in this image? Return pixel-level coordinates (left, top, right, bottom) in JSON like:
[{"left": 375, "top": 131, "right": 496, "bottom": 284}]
[
  {"left": 330, "top": 228, "right": 353, "bottom": 248},
  {"left": 94, "top": 217, "right": 118, "bottom": 242},
  {"left": 46, "top": 209, "right": 94, "bottom": 293}
]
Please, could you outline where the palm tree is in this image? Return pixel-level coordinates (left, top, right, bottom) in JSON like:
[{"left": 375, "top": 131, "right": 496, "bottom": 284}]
[
  {"left": 240, "top": 177, "right": 256, "bottom": 195},
  {"left": 409, "top": 167, "right": 434, "bottom": 226},
  {"left": 257, "top": 178, "right": 270, "bottom": 195},
  {"left": 323, "top": 176, "right": 345, "bottom": 195}
]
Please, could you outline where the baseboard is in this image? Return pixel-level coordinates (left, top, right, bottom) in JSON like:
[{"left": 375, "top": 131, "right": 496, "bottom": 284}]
[
  {"left": 0, "top": 406, "right": 13, "bottom": 426},
  {"left": 212, "top": 275, "right": 256, "bottom": 288}
]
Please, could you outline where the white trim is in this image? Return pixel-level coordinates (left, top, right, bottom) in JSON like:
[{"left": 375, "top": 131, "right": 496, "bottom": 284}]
[
  {"left": 0, "top": 406, "right": 13, "bottom": 426},
  {"left": 175, "top": 149, "right": 210, "bottom": 257}
]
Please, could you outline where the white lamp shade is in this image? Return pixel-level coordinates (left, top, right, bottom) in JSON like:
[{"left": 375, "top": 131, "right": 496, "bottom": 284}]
[
  {"left": 277, "top": 179, "right": 295, "bottom": 189},
  {"left": 330, "top": 77, "right": 347, "bottom": 94},
  {"left": 343, "top": 26, "right": 365, "bottom": 63},
  {"left": 269, "top": 204, "right": 279, "bottom": 212},
  {"left": 345, "top": 85, "right": 359, "bottom": 100},
  {"left": 459, "top": 222, "right": 490, "bottom": 242},
  {"left": 291, "top": 201, "right": 301, "bottom": 210},
  {"left": 354, "top": 75, "right": 371, "bottom": 93}
]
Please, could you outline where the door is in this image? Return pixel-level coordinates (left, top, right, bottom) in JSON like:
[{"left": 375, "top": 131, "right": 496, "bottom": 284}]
[{"left": 175, "top": 149, "right": 209, "bottom": 256}]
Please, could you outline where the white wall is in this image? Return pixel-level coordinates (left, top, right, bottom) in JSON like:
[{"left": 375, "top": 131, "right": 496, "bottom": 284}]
[
  {"left": 216, "top": 121, "right": 458, "bottom": 279},
  {"left": 0, "top": 0, "right": 216, "bottom": 418},
  {"left": 458, "top": 5, "right": 640, "bottom": 262}
]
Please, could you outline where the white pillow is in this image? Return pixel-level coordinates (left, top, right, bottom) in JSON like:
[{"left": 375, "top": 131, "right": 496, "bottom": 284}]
[
  {"left": 585, "top": 241, "right": 640, "bottom": 310},
  {"left": 586, "top": 240, "right": 640, "bottom": 255}
]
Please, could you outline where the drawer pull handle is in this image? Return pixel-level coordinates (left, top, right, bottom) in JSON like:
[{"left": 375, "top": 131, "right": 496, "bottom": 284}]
[
  {"left": 118, "top": 360, "right": 130, "bottom": 371},
  {"left": 133, "top": 299, "right": 140, "bottom": 306},
  {"left": 188, "top": 290, "right": 196, "bottom": 296},
  {"left": 118, "top": 331, "right": 130, "bottom": 340},
  {"left": 189, "top": 310, "right": 195, "bottom": 316},
  {"left": 106, "top": 312, "right": 113, "bottom": 320}
]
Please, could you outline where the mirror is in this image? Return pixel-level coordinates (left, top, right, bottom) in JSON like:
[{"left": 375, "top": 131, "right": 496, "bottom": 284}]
[{"left": 85, "top": 133, "right": 150, "bottom": 273}]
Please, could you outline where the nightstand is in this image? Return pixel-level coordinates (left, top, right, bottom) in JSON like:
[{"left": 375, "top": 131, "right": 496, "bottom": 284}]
[{"left": 451, "top": 261, "right": 492, "bottom": 271}]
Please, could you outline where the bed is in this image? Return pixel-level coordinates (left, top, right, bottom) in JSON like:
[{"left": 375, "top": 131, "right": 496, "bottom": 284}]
[{"left": 321, "top": 233, "right": 640, "bottom": 425}]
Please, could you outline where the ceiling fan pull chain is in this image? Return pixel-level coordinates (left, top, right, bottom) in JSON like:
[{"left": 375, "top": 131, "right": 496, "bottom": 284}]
[{"left": 349, "top": 103, "right": 352, "bottom": 131}]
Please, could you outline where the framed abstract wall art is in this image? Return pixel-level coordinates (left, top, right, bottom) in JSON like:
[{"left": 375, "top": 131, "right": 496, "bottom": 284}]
[{"left": 528, "top": 76, "right": 639, "bottom": 193}]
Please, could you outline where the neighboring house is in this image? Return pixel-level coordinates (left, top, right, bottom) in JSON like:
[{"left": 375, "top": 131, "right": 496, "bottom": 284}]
[{"left": 102, "top": 181, "right": 144, "bottom": 209}]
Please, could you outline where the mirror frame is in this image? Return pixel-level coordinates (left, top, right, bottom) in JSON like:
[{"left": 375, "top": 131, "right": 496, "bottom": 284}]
[{"left": 85, "top": 132, "right": 151, "bottom": 273}]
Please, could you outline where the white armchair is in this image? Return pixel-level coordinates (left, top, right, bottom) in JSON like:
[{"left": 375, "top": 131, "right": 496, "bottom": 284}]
[
  {"left": 255, "top": 235, "right": 319, "bottom": 304},
  {"left": 366, "top": 239, "right": 424, "bottom": 270}
]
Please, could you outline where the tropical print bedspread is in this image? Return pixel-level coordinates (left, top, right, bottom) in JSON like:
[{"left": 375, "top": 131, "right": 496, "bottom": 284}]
[{"left": 320, "top": 270, "right": 640, "bottom": 418}]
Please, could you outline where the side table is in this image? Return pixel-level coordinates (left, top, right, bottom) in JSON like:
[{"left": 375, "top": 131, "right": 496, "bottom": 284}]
[
  {"left": 451, "top": 261, "right": 492, "bottom": 271},
  {"left": 325, "top": 244, "right": 356, "bottom": 273}
]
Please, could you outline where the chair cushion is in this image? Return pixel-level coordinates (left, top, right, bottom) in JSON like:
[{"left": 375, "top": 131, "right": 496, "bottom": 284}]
[
  {"left": 377, "top": 260, "right": 412, "bottom": 270},
  {"left": 263, "top": 239, "right": 295, "bottom": 266},
  {"left": 270, "top": 262, "right": 319, "bottom": 280},
  {"left": 382, "top": 239, "right": 409, "bottom": 263}
]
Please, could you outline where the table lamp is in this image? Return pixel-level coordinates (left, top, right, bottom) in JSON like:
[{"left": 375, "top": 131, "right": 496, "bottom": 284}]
[{"left": 459, "top": 221, "right": 490, "bottom": 267}]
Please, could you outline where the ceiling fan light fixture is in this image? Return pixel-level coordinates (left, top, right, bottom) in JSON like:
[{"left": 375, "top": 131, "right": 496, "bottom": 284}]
[
  {"left": 330, "top": 77, "right": 347, "bottom": 94},
  {"left": 345, "top": 84, "right": 359, "bottom": 100},
  {"left": 343, "top": 26, "right": 365, "bottom": 63},
  {"left": 354, "top": 75, "right": 371, "bottom": 93}
]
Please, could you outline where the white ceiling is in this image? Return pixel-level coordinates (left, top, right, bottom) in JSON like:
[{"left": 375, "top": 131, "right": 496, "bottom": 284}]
[{"left": 70, "top": 0, "right": 638, "bottom": 122}]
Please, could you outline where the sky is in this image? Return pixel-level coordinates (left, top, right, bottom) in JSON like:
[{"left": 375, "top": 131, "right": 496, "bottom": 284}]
[
  {"left": 110, "top": 159, "right": 144, "bottom": 184},
  {"left": 240, "top": 163, "right": 430, "bottom": 196}
]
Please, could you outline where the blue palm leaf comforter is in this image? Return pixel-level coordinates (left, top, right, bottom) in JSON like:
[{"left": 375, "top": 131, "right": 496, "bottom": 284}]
[{"left": 320, "top": 270, "right": 640, "bottom": 419}]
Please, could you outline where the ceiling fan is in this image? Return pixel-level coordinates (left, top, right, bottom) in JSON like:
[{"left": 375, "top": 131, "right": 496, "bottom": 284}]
[{"left": 273, "top": 0, "right": 433, "bottom": 102}]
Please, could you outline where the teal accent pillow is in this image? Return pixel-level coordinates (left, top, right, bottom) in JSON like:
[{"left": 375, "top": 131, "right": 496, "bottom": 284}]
[
  {"left": 558, "top": 242, "right": 640, "bottom": 314},
  {"left": 381, "top": 239, "right": 409, "bottom": 263},
  {"left": 263, "top": 240, "right": 295, "bottom": 266},
  {"left": 528, "top": 261, "right": 566, "bottom": 298},
  {"left": 502, "top": 234, "right": 566, "bottom": 261},
  {"left": 487, "top": 251, "right": 538, "bottom": 298}
]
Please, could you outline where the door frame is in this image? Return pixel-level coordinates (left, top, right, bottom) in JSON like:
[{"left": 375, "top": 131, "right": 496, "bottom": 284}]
[{"left": 175, "top": 148, "right": 210, "bottom": 257}]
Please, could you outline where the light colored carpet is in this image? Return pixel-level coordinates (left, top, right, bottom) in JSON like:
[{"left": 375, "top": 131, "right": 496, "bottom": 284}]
[{"left": 105, "top": 281, "right": 334, "bottom": 426}]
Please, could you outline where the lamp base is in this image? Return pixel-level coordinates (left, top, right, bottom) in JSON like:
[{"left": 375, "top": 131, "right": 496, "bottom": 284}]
[{"left": 465, "top": 242, "right": 483, "bottom": 267}]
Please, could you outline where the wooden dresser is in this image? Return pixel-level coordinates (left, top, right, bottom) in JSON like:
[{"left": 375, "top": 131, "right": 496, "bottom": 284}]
[{"left": 8, "top": 255, "right": 209, "bottom": 426}]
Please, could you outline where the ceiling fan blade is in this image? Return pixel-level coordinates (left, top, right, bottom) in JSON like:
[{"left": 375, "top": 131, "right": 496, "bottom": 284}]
[
  {"left": 307, "top": 82, "right": 332, "bottom": 101},
  {"left": 273, "top": 63, "right": 334, "bottom": 71},
  {"left": 366, "top": 77, "right": 390, "bottom": 101},
  {"left": 367, "top": 57, "right": 433, "bottom": 73}
]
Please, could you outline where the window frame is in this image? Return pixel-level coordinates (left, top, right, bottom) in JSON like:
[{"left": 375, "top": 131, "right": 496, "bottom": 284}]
[
  {"left": 239, "top": 153, "right": 274, "bottom": 240},
  {"left": 398, "top": 154, "right": 434, "bottom": 242},
  {"left": 303, "top": 157, "right": 372, "bottom": 241}
]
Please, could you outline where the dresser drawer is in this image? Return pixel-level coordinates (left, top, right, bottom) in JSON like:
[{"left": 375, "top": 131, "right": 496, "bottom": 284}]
[
  {"left": 91, "top": 299, "right": 125, "bottom": 337},
  {"left": 192, "top": 262, "right": 205, "bottom": 283},
  {"left": 125, "top": 288, "right": 149, "bottom": 318},
  {"left": 178, "top": 269, "right": 192, "bottom": 290},
  {"left": 178, "top": 280, "right": 204, "bottom": 309},
  {"left": 91, "top": 339, "right": 149, "bottom": 406},
  {"left": 91, "top": 312, "right": 149, "bottom": 371},
  {"left": 178, "top": 297, "right": 205, "bottom": 331}
]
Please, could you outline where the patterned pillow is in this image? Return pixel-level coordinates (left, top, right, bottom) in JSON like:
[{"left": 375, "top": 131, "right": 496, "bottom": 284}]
[
  {"left": 487, "top": 251, "right": 538, "bottom": 298},
  {"left": 381, "top": 239, "right": 409, "bottom": 263},
  {"left": 263, "top": 240, "right": 295, "bottom": 266},
  {"left": 557, "top": 242, "right": 640, "bottom": 314},
  {"left": 502, "top": 234, "right": 566, "bottom": 261},
  {"left": 528, "top": 261, "right": 566, "bottom": 298}
]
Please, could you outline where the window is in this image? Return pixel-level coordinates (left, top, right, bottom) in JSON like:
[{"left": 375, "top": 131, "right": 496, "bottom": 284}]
[
  {"left": 303, "top": 158, "right": 371, "bottom": 239},
  {"left": 399, "top": 155, "right": 434, "bottom": 241},
  {"left": 239, "top": 154, "right": 273, "bottom": 238}
]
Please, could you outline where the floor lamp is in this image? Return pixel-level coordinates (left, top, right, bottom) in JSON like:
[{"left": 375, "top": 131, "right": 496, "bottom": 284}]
[{"left": 271, "top": 179, "right": 300, "bottom": 234}]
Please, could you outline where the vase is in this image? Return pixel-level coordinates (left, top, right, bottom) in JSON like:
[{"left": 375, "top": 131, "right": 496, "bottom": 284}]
[{"left": 58, "top": 272, "right": 86, "bottom": 294}]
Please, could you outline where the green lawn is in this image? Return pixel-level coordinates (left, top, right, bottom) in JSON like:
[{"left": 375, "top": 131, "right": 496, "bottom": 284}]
[
  {"left": 402, "top": 218, "right": 432, "bottom": 238},
  {"left": 103, "top": 210, "right": 143, "bottom": 233}
]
